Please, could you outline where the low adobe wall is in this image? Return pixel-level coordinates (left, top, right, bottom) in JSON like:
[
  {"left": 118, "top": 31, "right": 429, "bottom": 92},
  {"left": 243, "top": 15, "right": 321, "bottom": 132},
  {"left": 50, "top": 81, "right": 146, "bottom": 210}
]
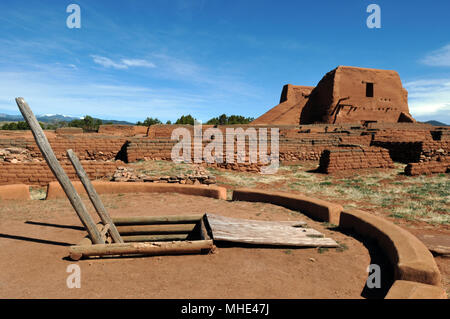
[
  {"left": 318, "top": 146, "right": 394, "bottom": 173},
  {"left": 0, "top": 161, "right": 120, "bottom": 186},
  {"left": 98, "top": 125, "right": 148, "bottom": 136},
  {"left": 339, "top": 209, "right": 441, "bottom": 286},
  {"left": 232, "top": 188, "right": 342, "bottom": 225},
  {"left": 1, "top": 135, "right": 127, "bottom": 161},
  {"left": 231, "top": 188, "right": 445, "bottom": 298},
  {"left": 55, "top": 127, "right": 83, "bottom": 135},
  {"left": 405, "top": 160, "right": 450, "bottom": 176},
  {"left": 0, "top": 184, "right": 30, "bottom": 200},
  {"left": 385, "top": 280, "right": 447, "bottom": 299},
  {"left": 46, "top": 181, "right": 227, "bottom": 201}
]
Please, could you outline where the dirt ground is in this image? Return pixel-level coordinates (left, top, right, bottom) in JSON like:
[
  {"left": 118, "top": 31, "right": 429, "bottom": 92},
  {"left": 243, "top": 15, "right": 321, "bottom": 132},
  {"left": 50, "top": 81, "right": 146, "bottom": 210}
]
[{"left": 0, "top": 193, "right": 375, "bottom": 299}]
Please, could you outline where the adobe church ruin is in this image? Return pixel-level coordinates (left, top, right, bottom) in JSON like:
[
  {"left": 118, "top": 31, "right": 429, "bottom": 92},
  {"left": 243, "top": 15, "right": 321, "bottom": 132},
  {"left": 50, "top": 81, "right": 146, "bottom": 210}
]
[{"left": 252, "top": 66, "right": 416, "bottom": 125}]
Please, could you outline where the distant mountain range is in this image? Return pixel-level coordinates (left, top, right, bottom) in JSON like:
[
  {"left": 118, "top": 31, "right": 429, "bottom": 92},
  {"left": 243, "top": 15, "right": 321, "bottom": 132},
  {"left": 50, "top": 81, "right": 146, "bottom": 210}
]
[
  {"left": 0, "top": 113, "right": 134, "bottom": 125},
  {"left": 1, "top": 112, "right": 447, "bottom": 127},
  {"left": 424, "top": 120, "right": 449, "bottom": 127}
]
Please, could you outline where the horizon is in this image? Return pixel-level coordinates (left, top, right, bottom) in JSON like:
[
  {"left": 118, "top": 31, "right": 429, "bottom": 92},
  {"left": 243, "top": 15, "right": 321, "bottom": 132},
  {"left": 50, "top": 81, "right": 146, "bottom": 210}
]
[{"left": 0, "top": 0, "right": 449, "bottom": 123}]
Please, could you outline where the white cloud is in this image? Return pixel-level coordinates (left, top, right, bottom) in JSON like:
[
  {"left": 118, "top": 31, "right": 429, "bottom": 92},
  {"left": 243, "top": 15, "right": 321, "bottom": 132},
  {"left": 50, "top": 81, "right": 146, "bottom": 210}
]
[
  {"left": 421, "top": 44, "right": 450, "bottom": 67},
  {"left": 0, "top": 68, "right": 207, "bottom": 121},
  {"left": 91, "top": 55, "right": 156, "bottom": 70},
  {"left": 0, "top": 62, "right": 263, "bottom": 122},
  {"left": 121, "top": 59, "right": 156, "bottom": 68},
  {"left": 404, "top": 79, "right": 450, "bottom": 122}
]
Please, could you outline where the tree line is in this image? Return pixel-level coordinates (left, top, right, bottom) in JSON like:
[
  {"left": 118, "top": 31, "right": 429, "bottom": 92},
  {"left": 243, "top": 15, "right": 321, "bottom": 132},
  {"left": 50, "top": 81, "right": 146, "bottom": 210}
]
[
  {"left": 0, "top": 115, "right": 110, "bottom": 131},
  {"left": 136, "top": 114, "right": 255, "bottom": 126},
  {"left": 1, "top": 113, "right": 254, "bottom": 131}
]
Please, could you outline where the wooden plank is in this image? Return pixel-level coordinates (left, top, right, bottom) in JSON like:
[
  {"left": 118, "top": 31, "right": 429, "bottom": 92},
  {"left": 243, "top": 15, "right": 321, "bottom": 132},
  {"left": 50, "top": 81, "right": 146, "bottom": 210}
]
[
  {"left": 116, "top": 224, "right": 197, "bottom": 235},
  {"left": 121, "top": 234, "right": 189, "bottom": 242},
  {"left": 67, "top": 149, "right": 123, "bottom": 243},
  {"left": 112, "top": 215, "right": 203, "bottom": 225},
  {"left": 69, "top": 240, "right": 214, "bottom": 260},
  {"left": 15, "top": 97, "right": 104, "bottom": 244},
  {"left": 206, "top": 213, "right": 339, "bottom": 247}
]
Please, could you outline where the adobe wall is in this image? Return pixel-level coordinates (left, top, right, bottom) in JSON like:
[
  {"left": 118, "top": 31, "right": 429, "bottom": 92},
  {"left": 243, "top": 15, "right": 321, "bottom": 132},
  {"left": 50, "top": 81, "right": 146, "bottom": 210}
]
[
  {"left": 55, "top": 127, "right": 83, "bottom": 135},
  {"left": 405, "top": 159, "right": 450, "bottom": 176},
  {"left": 126, "top": 136, "right": 350, "bottom": 167},
  {"left": 0, "top": 161, "right": 121, "bottom": 186},
  {"left": 371, "top": 140, "right": 449, "bottom": 164},
  {"left": 98, "top": 125, "right": 148, "bottom": 136},
  {"left": 318, "top": 146, "right": 394, "bottom": 173},
  {"left": 0, "top": 184, "right": 30, "bottom": 200},
  {"left": 302, "top": 66, "right": 413, "bottom": 124},
  {"left": 0, "top": 135, "right": 127, "bottom": 161},
  {"left": 300, "top": 69, "right": 335, "bottom": 124},
  {"left": 1, "top": 123, "right": 448, "bottom": 179},
  {"left": 251, "top": 85, "right": 314, "bottom": 125},
  {"left": 46, "top": 181, "right": 227, "bottom": 200}
]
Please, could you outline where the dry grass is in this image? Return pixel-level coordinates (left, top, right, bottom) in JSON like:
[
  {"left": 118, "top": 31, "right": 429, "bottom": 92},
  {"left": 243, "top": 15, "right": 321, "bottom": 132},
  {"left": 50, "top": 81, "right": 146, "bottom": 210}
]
[
  {"left": 131, "top": 160, "right": 199, "bottom": 177},
  {"left": 13, "top": 160, "right": 447, "bottom": 227},
  {"left": 203, "top": 162, "right": 449, "bottom": 226}
]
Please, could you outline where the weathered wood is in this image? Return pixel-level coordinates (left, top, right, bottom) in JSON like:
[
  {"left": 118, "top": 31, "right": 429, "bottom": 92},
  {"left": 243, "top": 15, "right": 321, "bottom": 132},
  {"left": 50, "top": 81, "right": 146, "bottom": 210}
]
[
  {"left": 199, "top": 216, "right": 211, "bottom": 240},
  {"left": 15, "top": 97, "right": 104, "bottom": 244},
  {"left": 67, "top": 149, "right": 123, "bottom": 243},
  {"left": 206, "top": 213, "right": 338, "bottom": 247},
  {"left": 116, "top": 224, "right": 197, "bottom": 235},
  {"left": 76, "top": 223, "right": 109, "bottom": 246},
  {"left": 69, "top": 240, "right": 214, "bottom": 260},
  {"left": 112, "top": 215, "right": 204, "bottom": 225},
  {"left": 122, "top": 234, "right": 189, "bottom": 242},
  {"left": 77, "top": 237, "right": 93, "bottom": 247}
]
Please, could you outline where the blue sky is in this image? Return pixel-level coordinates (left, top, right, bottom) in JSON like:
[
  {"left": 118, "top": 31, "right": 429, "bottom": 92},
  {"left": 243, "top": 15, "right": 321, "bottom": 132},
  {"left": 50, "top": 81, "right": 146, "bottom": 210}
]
[{"left": 0, "top": 0, "right": 449, "bottom": 123}]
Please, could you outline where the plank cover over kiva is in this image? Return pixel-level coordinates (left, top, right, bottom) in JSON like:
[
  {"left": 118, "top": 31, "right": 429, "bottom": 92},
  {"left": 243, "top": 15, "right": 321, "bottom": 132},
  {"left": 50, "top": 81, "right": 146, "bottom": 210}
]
[{"left": 205, "top": 213, "right": 339, "bottom": 247}]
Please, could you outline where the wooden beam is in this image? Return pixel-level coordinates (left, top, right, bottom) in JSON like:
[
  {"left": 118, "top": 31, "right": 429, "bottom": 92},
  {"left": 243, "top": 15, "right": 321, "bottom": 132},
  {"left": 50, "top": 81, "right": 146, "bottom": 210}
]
[
  {"left": 69, "top": 240, "right": 214, "bottom": 260},
  {"left": 121, "top": 234, "right": 189, "bottom": 242},
  {"left": 15, "top": 97, "right": 104, "bottom": 244},
  {"left": 116, "top": 224, "right": 197, "bottom": 235},
  {"left": 199, "top": 216, "right": 211, "bottom": 240},
  {"left": 112, "top": 215, "right": 204, "bottom": 226},
  {"left": 66, "top": 149, "right": 123, "bottom": 243},
  {"left": 76, "top": 223, "right": 110, "bottom": 246}
]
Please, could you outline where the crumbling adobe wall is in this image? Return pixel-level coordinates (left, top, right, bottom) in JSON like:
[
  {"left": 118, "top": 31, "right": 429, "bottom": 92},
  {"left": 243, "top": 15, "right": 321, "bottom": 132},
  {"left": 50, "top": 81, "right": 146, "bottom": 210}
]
[
  {"left": 0, "top": 161, "right": 121, "bottom": 186},
  {"left": 300, "top": 69, "right": 336, "bottom": 124},
  {"left": 420, "top": 141, "right": 449, "bottom": 161},
  {"left": 141, "top": 124, "right": 373, "bottom": 166},
  {"left": 404, "top": 160, "right": 450, "bottom": 176},
  {"left": 55, "top": 127, "right": 83, "bottom": 135},
  {"left": 0, "top": 131, "right": 128, "bottom": 185},
  {"left": 98, "top": 125, "right": 148, "bottom": 136},
  {"left": 371, "top": 141, "right": 423, "bottom": 163},
  {"left": 431, "top": 128, "right": 450, "bottom": 141},
  {"left": 371, "top": 140, "right": 449, "bottom": 164},
  {"left": 1, "top": 135, "right": 127, "bottom": 161},
  {"left": 318, "top": 146, "right": 394, "bottom": 173},
  {"left": 251, "top": 85, "right": 314, "bottom": 125},
  {"left": 369, "top": 124, "right": 438, "bottom": 163},
  {"left": 403, "top": 141, "right": 450, "bottom": 176},
  {"left": 366, "top": 122, "right": 433, "bottom": 131},
  {"left": 126, "top": 139, "right": 176, "bottom": 162}
]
